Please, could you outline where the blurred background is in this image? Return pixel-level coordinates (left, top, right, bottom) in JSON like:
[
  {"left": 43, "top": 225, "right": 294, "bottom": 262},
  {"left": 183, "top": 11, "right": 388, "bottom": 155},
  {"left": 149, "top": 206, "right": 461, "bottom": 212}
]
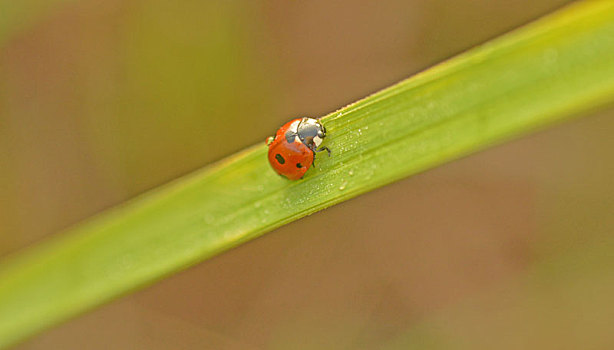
[{"left": 3, "top": 0, "right": 614, "bottom": 348}]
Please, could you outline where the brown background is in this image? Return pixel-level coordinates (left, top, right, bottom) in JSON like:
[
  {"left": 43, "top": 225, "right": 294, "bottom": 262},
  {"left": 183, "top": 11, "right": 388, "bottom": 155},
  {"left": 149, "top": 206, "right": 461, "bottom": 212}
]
[{"left": 3, "top": 0, "right": 614, "bottom": 348}]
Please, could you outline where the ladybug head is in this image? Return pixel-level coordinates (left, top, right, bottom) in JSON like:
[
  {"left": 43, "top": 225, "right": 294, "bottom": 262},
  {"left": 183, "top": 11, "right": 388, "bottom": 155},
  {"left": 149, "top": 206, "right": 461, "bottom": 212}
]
[{"left": 297, "top": 118, "right": 326, "bottom": 149}]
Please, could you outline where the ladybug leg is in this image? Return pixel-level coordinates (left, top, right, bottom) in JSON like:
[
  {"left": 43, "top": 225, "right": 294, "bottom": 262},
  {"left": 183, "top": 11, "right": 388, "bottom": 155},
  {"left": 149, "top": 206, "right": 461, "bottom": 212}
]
[{"left": 316, "top": 146, "right": 331, "bottom": 157}]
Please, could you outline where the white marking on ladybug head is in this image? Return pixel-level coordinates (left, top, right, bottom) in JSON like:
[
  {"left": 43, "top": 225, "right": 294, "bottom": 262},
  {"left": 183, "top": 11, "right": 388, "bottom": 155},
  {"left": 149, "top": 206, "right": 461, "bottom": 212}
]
[
  {"left": 288, "top": 120, "right": 300, "bottom": 133},
  {"left": 285, "top": 120, "right": 301, "bottom": 143},
  {"left": 296, "top": 117, "right": 326, "bottom": 148}
]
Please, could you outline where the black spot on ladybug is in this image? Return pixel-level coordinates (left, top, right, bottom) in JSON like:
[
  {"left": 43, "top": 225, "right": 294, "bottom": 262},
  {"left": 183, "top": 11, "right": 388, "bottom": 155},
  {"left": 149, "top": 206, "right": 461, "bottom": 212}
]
[
  {"left": 296, "top": 163, "right": 303, "bottom": 168},
  {"left": 275, "top": 154, "right": 285, "bottom": 164}
]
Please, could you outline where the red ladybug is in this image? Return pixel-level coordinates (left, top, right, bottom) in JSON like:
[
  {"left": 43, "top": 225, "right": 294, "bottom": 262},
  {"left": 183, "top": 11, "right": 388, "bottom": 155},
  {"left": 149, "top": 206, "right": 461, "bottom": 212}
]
[{"left": 267, "top": 117, "right": 330, "bottom": 180}]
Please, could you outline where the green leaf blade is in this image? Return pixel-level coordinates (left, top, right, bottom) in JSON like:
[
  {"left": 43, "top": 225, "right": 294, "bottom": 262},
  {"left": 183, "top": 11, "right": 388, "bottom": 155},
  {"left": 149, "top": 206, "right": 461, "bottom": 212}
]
[{"left": 2, "top": 2, "right": 614, "bottom": 347}]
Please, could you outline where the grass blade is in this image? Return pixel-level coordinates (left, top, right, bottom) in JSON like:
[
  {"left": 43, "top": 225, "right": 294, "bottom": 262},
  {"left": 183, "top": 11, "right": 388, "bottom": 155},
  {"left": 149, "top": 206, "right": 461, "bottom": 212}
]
[{"left": 2, "top": 1, "right": 614, "bottom": 347}]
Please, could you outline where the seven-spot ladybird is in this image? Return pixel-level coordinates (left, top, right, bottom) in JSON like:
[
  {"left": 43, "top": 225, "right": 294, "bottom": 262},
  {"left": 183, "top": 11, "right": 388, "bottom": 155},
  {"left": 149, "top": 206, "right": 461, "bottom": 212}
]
[{"left": 266, "top": 117, "right": 330, "bottom": 180}]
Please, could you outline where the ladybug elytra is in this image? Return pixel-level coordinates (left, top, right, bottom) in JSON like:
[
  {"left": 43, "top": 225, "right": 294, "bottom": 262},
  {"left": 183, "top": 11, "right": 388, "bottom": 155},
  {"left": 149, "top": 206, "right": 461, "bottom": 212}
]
[{"left": 267, "top": 117, "right": 330, "bottom": 180}]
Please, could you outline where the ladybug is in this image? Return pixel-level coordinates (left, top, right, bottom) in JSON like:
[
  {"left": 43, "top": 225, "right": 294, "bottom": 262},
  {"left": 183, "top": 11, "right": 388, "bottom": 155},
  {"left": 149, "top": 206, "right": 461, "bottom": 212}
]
[{"left": 266, "top": 117, "right": 331, "bottom": 180}]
